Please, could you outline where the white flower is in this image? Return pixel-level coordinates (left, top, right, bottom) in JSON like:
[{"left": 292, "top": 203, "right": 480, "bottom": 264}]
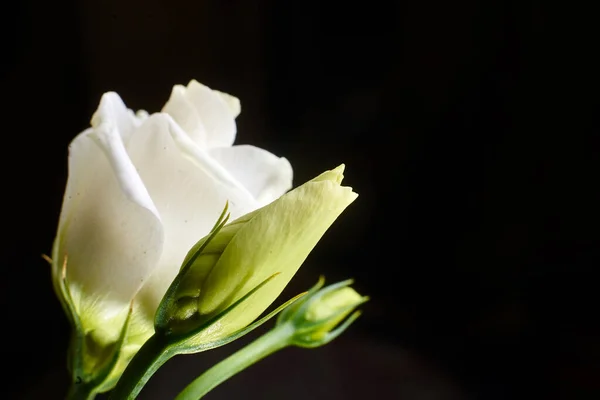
[{"left": 51, "top": 80, "right": 292, "bottom": 391}]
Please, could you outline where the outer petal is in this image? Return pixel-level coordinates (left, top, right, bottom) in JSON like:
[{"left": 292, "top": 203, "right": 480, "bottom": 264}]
[
  {"left": 90, "top": 91, "right": 146, "bottom": 144},
  {"left": 128, "top": 114, "right": 260, "bottom": 319},
  {"left": 162, "top": 80, "right": 237, "bottom": 149},
  {"left": 55, "top": 93, "right": 164, "bottom": 340},
  {"left": 196, "top": 165, "right": 358, "bottom": 339},
  {"left": 209, "top": 145, "right": 293, "bottom": 207}
]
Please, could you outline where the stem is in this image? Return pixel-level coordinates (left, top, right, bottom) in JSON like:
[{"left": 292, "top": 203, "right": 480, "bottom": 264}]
[
  {"left": 175, "top": 323, "right": 294, "bottom": 400},
  {"left": 109, "top": 334, "right": 172, "bottom": 400},
  {"left": 66, "top": 381, "right": 97, "bottom": 400}
]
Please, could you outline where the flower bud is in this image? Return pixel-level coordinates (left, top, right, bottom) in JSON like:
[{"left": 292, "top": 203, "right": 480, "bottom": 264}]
[
  {"left": 276, "top": 278, "right": 368, "bottom": 347},
  {"left": 155, "top": 165, "right": 358, "bottom": 349}
]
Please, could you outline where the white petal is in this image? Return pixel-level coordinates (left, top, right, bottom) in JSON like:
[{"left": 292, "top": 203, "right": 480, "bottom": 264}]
[
  {"left": 56, "top": 125, "right": 163, "bottom": 318},
  {"left": 127, "top": 114, "right": 259, "bottom": 317},
  {"left": 163, "top": 80, "right": 238, "bottom": 149},
  {"left": 209, "top": 145, "right": 293, "bottom": 206},
  {"left": 184, "top": 80, "right": 237, "bottom": 148},
  {"left": 213, "top": 89, "right": 241, "bottom": 118},
  {"left": 91, "top": 92, "right": 145, "bottom": 144},
  {"left": 161, "top": 85, "right": 208, "bottom": 147}
]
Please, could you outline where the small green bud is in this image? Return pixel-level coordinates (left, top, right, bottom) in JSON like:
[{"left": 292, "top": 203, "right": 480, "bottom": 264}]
[
  {"left": 277, "top": 278, "right": 368, "bottom": 347},
  {"left": 304, "top": 287, "right": 364, "bottom": 340}
]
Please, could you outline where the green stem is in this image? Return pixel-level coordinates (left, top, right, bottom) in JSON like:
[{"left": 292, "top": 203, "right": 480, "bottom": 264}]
[
  {"left": 109, "top": 334, "right": 172, "bottom": 400},
  {"left": 175, "top": 323, "right": 294, "bottom": 400},
  {"left": 66, "top": 381, "right": 97, "bottom": 400}
]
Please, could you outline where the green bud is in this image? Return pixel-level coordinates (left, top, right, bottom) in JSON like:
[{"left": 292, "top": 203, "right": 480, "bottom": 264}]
[
  {"left": 276, "top": 278, "right": 368, "bottom": 347},
  {"left": 304, "top": 287, "right": 364, "bottom": 340},
  {"left": 155, "top": 165, "right": 358, "bottom": 349}
]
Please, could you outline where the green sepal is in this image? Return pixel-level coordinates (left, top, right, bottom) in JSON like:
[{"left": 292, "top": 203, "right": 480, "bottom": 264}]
[
  {"left": 58, "top": 256, "right": 84, "bottom": 376},
  {"left": 49, "top": 242, "right": 80, "bottom": 330}
]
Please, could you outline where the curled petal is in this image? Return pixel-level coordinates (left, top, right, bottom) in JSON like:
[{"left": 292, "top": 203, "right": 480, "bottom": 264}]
[
  {"left": 162, "top": 80, "right": 238, "bottom": 149},
  {"left": 91, "top": 91, "right": 146, "bottom": 144},
  {"left": 161, "top": 85, "right": 208, "bottom": 147},
  {"left": 209, "top": 145, "right": 293, "bottom": 207},
  {"left": 213, "top": 89, "right": 241, "bottom": 118}
]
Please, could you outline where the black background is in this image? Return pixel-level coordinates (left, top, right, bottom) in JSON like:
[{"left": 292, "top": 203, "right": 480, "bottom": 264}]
[{"left": 1, "top": 1, "right": 598, "bottom": 399}]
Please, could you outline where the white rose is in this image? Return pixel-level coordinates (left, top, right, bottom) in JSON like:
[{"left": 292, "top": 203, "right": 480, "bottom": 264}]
[{"left": 51, "top": 80, "right": 292, "bottom": 393}]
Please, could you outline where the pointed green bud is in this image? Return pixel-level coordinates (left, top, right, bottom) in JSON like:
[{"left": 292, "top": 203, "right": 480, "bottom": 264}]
[
  {"left": 304, "top": 287, "right": 364, "bottom": 340},
  {"left": 276, "top": 278, "right": 368, "bottom": 347},
  {"left": 155, "top": 165, "right": 358, "bottom": 349}
]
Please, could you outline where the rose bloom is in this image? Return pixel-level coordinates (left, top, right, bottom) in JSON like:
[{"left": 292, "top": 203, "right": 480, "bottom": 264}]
[{"left": 51, "top": 80, "right": 292, "bottom": 391}]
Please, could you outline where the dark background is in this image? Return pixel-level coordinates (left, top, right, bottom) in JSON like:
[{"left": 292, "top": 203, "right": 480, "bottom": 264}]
[{"left": 1, "top": 1, "right": 598, "bottom": 399}]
